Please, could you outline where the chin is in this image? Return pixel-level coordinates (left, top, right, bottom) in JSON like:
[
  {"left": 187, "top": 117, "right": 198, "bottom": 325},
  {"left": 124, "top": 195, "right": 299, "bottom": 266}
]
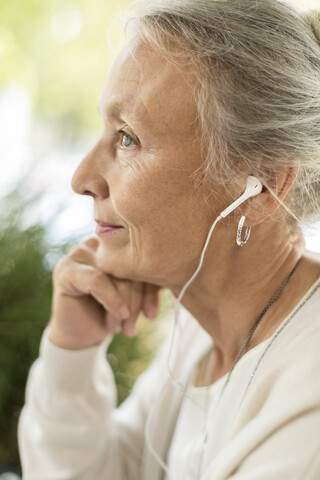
[
  {"left": 95, "top": 242, "right": 142, "bottom": 282},
  {"left": 95, "top": 242, "right": 168, "bottom": 286},
  {"left": 95, "top": 243, "right": 127, "bottom": 278}
]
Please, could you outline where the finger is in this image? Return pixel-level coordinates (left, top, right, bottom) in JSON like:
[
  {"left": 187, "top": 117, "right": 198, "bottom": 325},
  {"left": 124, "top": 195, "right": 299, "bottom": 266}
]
[
  {"left": 68, "top": 244, "right": 96, "bottom": 266},
  {"left": 142, "top": 283, "right": 161, "bottom": 319},
  {"left": 61, "top": 263, "right": 130, "bottom": 320},
  {"left": 121, "top": 282, "right": 144, "bottom": 337},
  {"left": 129, "top": 281, "right": 144, "bottom": 318},
  {"left": 105, "top": 312, "right": 122, "bottom": 333},
  {"left": 83, "top": 236, "right": 100, "bottom": 252},
  {"left": 121, "top": 315, "right": 140, "bottom": 337},
  {"left": 105, "top": 310, "right": 139, "bottom": 337}
]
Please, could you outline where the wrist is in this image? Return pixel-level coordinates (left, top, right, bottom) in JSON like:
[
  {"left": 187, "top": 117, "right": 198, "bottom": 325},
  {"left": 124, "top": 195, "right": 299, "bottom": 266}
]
[{"left": 48, "top": 327, "right": 106, "bottom": 350}]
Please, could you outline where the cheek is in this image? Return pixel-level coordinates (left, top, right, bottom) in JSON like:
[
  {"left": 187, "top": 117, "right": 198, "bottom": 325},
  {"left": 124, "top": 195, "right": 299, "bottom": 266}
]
[
  {"left": 100, "top": 151, "right": 214, "bottom": 281},
  {"left": 112, "top": 141, "right": 202, "bottom": 230},
  {"left": 115, "top": 151, "right": 212, "bottom": 243},
  {"left": 113, "top": 165, "right": 206, "bottom": 258},
  {"left": 112, "top": 164, "right": 170, "bottom": 228}
]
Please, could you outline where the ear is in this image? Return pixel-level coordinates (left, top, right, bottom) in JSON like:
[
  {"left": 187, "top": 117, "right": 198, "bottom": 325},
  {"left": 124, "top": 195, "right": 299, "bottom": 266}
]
[{"left": 244, "top": 167, "right": 299, "bottom": 226}]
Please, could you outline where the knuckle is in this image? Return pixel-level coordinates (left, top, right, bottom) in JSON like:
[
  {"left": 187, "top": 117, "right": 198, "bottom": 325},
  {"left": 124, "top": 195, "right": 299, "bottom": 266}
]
[
  {"left": 53, "top": 255, "right": 68, "bottom": 278},
  {"left": 68, "top": 245, "right": 89, "bottom": 260},
  {"left": 84, "top": 237, "right": 99, "bottom": 248},
  {"left": 67, "top": 244, "right": 80, "bottom": 255}
]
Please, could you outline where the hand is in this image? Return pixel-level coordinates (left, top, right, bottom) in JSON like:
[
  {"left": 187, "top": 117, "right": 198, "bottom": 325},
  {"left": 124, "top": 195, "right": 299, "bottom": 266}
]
[{"left": 49, "top": 237, "right": 160, "bottom": 349}]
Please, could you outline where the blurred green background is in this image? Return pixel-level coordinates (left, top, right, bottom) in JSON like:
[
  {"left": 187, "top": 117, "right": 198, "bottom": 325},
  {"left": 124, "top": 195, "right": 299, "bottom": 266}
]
[
  {"left": 1, "top": 0, "right": 320, "bottom": 474},
  {"left": 0, "top": 0, "right": 172, "bottom": 472}
]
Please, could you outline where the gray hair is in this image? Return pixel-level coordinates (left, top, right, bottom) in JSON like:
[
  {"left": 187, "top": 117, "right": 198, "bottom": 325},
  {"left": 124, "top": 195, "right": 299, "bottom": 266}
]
[{"left": 125, "top": 0, "right": 320, "bottom": 224}]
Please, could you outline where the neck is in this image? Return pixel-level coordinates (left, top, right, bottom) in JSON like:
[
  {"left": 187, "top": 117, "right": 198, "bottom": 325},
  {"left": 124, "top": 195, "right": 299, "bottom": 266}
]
[{"left": 170, "top": 218, "right": 308, "bottom": 376}]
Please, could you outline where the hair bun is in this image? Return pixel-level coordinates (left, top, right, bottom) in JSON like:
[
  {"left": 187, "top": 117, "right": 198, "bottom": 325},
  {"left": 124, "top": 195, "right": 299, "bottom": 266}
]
[{"left": 303, "top": 11, "right": 320, "bottom": 44}]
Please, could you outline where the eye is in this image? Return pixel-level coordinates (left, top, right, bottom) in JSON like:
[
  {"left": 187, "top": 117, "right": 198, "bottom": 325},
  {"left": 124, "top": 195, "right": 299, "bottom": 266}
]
[{"left": 119, "top": 131, "right": 136, "bottom": 149}]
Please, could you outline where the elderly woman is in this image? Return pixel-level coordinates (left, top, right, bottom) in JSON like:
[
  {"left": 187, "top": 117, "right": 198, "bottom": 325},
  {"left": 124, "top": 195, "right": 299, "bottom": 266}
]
[{"left": 18, "top": 0, "right": 320, "bottom": 479}]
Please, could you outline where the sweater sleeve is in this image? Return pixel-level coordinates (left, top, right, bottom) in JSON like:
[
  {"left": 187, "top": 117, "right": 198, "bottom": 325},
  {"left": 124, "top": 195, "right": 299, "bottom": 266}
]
[{"left": 18, "top": 327, "right": 168, "bottom": 480}]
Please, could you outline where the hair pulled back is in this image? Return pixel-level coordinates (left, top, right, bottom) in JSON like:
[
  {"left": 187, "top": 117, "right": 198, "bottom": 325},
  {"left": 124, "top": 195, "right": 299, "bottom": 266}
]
[{"left": 127, "top": 0, "right": 320, "bottom": 224}]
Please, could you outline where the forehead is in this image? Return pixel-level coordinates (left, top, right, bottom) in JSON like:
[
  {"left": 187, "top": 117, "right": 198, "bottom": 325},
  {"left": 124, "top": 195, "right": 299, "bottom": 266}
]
[{"left": 99, "top": 40, "right": 198, "bottom": 135}]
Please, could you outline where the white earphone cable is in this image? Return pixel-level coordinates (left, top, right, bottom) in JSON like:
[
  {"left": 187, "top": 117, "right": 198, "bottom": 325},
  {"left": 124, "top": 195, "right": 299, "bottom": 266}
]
[
  {"left": 145, "top": 213, "right": 223, "bottom": 480},
  {"left": 166, "top": 214, "right": 223, "bottom": 390},
  {"left": 144, "top": 383, "right": 174, "bottom": 479},
  {"left": 145, "top": 176, "right": 263, "bottom": 476}
]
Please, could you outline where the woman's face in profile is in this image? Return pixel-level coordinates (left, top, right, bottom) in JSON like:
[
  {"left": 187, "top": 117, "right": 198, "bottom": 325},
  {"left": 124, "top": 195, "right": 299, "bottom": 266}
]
[{"left": 72, "top": 40, "right": 226, "bottom": 288}]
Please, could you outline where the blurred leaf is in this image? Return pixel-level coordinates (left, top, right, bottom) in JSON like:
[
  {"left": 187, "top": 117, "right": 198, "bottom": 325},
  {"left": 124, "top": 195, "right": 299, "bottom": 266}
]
[{"left": 0, "top": 183, "right": 169, "bottom": 470}]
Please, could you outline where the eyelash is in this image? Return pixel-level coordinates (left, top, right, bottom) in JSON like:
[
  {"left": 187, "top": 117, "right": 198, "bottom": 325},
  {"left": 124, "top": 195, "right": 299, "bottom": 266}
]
[{"left": 118, "top": 130, "right": 137, "bottom": 149}]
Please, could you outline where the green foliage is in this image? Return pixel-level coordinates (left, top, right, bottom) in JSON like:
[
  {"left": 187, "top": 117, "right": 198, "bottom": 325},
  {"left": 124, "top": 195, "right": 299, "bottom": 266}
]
[
  {"left": 0, "top": 185, "right": 167, "bottom": 470},
  {"left": 0, "top": 189, "right": 54, "bottom": 468}
]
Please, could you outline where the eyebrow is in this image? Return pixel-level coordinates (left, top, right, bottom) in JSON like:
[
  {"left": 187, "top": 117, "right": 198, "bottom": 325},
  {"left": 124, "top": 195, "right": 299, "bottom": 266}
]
[
  {"left": 98, "top": 95, "right": 149, "bottom": 130},
  {"left": 97, "top": 100, "right": 123, "bottom": 120}
]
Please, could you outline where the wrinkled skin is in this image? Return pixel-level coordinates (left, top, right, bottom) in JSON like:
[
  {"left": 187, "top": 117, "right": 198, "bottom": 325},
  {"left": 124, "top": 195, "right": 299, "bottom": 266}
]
[{"left": 50, "top": 39, "right": 320, "bottom": 383}]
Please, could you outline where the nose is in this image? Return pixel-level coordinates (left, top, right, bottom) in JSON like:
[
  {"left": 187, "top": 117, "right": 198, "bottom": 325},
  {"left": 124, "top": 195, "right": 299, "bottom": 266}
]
[{"left": 71, "top": 139, "right": 109, "bottom": 199}]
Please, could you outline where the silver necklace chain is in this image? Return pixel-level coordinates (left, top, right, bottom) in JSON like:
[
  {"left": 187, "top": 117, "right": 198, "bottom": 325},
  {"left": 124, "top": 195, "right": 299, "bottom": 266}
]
[
  {"left": 219, "top": 261, "right": 299, "bottom": 399},
  {"left": 196, "top": 262, "right": 300, "bottom": 477},
  {"left": 238, "top": 276, "right": 320, "bottom": 409}
]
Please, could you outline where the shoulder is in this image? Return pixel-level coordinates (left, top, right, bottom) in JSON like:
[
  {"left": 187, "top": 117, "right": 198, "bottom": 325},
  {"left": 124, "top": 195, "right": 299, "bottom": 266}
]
[{"left": 239, "top": 278, "right": 320, "bottom": 421}]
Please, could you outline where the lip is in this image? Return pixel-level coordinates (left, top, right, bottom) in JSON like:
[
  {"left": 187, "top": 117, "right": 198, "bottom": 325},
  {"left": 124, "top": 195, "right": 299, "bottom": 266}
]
[{"left": 95, "top": 220, "right": 124, "bottom": 235}]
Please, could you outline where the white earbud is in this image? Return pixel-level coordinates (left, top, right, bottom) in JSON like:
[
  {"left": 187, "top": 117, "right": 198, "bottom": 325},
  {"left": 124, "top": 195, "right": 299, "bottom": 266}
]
[
  {"left": 153, "top": 175, "right": 264, "bottom": 475},
  {"left": 220, "top": 176, "right": 263, "bottom": 218}
]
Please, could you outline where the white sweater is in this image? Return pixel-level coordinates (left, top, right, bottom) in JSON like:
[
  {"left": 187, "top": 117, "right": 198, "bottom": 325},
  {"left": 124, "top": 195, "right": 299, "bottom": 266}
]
[{"left": 18, "top": 278, "right": 320, "bottom": 480}]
